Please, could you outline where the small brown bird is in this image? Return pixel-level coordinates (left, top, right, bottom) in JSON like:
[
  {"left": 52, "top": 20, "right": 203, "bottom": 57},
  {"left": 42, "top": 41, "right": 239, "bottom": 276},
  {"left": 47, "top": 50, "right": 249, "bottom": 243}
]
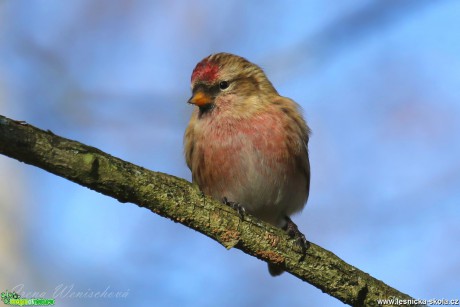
[{"left": 184, "top": 53, "right": 311, "bottom": 276}]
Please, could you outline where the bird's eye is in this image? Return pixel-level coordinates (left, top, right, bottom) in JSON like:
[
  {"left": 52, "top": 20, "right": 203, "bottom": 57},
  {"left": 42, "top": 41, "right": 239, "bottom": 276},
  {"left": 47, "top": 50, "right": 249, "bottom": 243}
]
[{"left": 219, "top": 81, "right": 229, "bottom": 90}]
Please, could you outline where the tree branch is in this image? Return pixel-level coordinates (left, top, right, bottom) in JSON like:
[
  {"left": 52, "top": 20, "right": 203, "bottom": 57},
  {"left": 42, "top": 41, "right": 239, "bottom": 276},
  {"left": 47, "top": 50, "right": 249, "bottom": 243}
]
[{"left": 0, "top": 114, "right": 418, "bottom": 306}]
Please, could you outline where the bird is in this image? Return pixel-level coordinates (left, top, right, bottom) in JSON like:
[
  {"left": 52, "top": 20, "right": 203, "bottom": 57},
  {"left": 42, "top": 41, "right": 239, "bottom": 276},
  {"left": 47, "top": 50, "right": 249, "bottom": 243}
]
[{"left": 184, "top": 52, "right": 311, "bottom": 276}]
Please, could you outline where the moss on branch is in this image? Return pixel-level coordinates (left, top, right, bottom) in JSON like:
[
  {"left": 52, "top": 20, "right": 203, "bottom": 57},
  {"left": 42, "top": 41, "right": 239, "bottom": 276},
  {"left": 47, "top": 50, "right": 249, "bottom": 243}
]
[{"left": 0, "top": 114, "right": 418, "bottom": 306}]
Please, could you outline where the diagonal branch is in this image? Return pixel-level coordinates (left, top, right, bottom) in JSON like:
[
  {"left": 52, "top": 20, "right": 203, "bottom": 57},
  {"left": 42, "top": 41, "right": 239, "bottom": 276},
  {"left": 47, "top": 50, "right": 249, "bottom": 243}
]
[
  {"left": 265, "top": 0, "right": 444, "bottom": 76},
  {"left": 0, "top": 114, "right": 418, "bottom": 306}
]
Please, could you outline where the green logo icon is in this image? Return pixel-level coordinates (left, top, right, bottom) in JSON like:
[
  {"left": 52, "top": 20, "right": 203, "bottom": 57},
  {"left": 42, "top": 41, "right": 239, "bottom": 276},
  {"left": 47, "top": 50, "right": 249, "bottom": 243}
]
[{"left": 1, "top": 290, "right": 55, "bottom": 306}]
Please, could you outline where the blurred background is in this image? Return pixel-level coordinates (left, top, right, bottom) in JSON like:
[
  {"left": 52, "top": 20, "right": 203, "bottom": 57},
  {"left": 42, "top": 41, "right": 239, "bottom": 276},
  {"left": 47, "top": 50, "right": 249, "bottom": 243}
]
[{"left": 1, "top": 0, "right": 459, "bottom": 306}]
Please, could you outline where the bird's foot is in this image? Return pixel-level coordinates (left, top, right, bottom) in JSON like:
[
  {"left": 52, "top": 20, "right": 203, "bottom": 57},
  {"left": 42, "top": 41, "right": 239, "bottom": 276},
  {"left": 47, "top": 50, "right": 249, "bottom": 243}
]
[
  {"left": 222, "top": 197, "right": 246, "bottom": 219},
  {"left": 283, "top": 216, "right": 309, "bottom": 257}
]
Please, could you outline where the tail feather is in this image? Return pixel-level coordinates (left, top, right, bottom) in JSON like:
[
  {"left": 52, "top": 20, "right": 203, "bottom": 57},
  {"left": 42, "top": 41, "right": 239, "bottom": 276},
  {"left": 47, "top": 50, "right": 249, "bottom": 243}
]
[{"left": 268, "top": 263, "right": 284, "bottom": 276}]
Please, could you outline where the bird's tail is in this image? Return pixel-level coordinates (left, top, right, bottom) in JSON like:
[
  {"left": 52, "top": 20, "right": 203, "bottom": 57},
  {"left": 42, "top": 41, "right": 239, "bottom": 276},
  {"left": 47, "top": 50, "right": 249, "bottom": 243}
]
[{"left": 268, "top": 263, "right": 284, "bottom": 276}]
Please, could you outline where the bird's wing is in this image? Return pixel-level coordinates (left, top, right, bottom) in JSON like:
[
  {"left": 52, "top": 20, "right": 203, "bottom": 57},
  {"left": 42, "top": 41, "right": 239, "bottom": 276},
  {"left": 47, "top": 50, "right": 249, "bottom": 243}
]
[{"left": 273, "top": 96, "right": 311, "bottom": 200}]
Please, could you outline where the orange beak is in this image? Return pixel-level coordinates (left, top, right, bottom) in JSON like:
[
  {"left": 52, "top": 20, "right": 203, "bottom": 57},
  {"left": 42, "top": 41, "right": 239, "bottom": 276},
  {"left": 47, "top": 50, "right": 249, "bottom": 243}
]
[{"left": 188, "top": 91, "right": 212, "bottom": 107}]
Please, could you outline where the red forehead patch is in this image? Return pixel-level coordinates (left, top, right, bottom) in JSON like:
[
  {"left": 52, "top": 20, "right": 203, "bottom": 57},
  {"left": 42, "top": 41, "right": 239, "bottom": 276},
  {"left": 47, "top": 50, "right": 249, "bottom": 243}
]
[{"left": 191, "top": 59, "right": 219, "bottom": 83}]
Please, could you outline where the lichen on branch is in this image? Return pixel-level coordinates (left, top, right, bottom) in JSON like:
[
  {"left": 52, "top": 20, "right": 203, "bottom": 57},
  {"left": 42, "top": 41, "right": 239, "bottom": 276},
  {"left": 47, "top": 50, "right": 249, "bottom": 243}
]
[{"left": 0, "top": 114, "right": 418, "bottom": 306}]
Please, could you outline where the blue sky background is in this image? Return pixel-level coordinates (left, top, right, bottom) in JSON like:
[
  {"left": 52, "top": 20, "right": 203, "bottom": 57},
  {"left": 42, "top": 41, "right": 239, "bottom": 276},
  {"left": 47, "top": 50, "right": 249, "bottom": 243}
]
[{"left": 0, "top": 1, "right": 459, "bottom": 306}]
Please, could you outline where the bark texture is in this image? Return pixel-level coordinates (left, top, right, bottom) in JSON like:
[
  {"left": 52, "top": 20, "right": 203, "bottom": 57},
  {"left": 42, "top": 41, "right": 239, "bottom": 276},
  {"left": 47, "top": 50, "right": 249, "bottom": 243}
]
[{"left": 0, "top": 115, "right": 419, "bottom": 306}]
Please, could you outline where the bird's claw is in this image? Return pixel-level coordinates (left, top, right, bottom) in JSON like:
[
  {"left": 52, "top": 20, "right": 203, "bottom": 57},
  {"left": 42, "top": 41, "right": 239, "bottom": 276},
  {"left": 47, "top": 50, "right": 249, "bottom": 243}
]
[
  {"left": 222, "top": 197, "right": 246, "bottom": 219},
  {"left": 283, "top": 216, "right": 309, "bottom": 257}
]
